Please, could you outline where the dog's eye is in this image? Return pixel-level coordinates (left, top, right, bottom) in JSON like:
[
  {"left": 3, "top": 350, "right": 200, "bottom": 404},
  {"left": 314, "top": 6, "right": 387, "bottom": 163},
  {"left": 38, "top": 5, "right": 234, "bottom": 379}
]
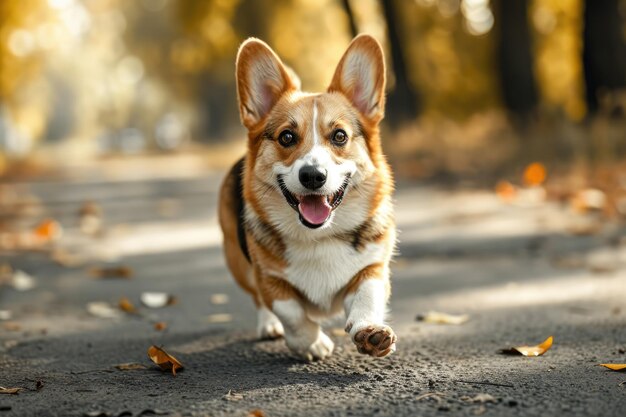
[
  {"left": 278, "top": 130, "right": 297, "bottom": 147},
  {"left": 331, "top": 129, "right": 348, "bottom": 146}
]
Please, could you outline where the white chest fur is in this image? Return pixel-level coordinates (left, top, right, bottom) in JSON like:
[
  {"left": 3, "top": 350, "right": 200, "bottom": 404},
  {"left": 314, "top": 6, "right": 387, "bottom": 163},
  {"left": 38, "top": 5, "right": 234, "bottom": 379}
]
[{"left": 283, "top": 238, "right": 386, "bottom": 311}]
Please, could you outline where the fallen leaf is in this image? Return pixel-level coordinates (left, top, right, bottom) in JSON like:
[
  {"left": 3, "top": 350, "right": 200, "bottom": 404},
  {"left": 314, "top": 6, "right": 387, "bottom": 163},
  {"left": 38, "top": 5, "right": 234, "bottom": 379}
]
[
  {"left": 89, "top": 266, "right": 133, "bottom": 279},
  {"left": 495, "top": 180, "right": 517, "bottom": 203},
  {"left": 500, "top": 336, "right": 553, "bottom": 356},
  {"left": 565, "top": 220, "right": 602, "bottom": 236},
  {"left": 416, "top": 311, "right": 469, "bottom": 325},
  {"left": 415, "top": 392, "right": 445, "bottom": 403},
  {"left": 0, "top": 387, "right": 22, "bottom": 395},
  {"left": 223, "top": 390, "right": 244, "bottom": 401},
  {"left": 154, "top": 321, "right": 167, "bottom": 331},
  {"left": 523, "top": 162, "right": 547, "bottom": 186},
  {"left": 248, "top": 410, "right": 266, "bottom": 417},
  {"left": 210, "top": 293, "right": 230, "bottom": 305},
  {"left": 207, "top": 313, "right": 232, "bottom": 324},
  {"left": 0, "top": 263, "right": 12, "bottom": 282},
  {"left": 12, "top": 270, "right": 36, "bottom": 291},
  {"left": 51, "top": 248, "right": 84, "bottom": 267},
  {"left": 551, "top": 256, "right": 585, "bottom": 269},
  {"left": 118, "top": 297, "right": 138, "bottom": 314},
  {"left": 461, "top": 393, "right": 497, "bottom": 404},
  {"left": 147, "top": 345, "right": 183, "bottom": 375},
  {"left": 4, "top": 340, "right": 18, "bottom": 349},
  {"left": 570, "top": 188, "right": 606, "bottom": 213},
  {"left": 34, "top": 219, "right": 62, "bottom": 242},
  {"left": 114, "top": 363, "right": 147, "bottom": 371},
  {"left": 140, "top": 292, "right": 176, "bottom": 308},
  {"left": 2, "top": 322, "right": 21, "bottom": 331},
  {"left": 87, "top": 302, "right": 122, "bottom": 319},
  {"left": 599, "top": 364, "right": 626, "bottom": 371},
  {"left": 79, "top": 201, "right": 103, "bottom": 235}
]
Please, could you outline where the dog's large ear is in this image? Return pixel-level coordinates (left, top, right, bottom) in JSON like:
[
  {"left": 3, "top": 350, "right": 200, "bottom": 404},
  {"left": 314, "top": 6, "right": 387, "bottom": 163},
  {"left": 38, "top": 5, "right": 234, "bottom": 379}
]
[
  {"left": 236, "top": 38, "right": 298, "bottom": 129},
  {"left": 328, "top": 35, "right": 386, "bottom": 123}
]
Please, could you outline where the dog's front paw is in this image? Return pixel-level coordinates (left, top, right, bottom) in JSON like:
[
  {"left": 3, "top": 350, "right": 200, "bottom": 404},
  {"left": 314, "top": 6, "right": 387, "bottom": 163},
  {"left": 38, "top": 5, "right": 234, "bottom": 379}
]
[
  {"left": 286, "top": 331, "right": 334, "bottom": 361},
  {"left": 350, "top": 324, "right": 396, "bottom": 357}
]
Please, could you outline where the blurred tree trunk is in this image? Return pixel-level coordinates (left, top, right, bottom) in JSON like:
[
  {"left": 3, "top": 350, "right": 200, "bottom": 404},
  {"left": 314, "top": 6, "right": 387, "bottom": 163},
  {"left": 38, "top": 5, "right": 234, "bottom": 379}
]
[
  {"left": 380, "top": 0, "right": 420, "bottom": 123},
  {"left": 492, "top": 0, "right": 538, "bottom": 117},
  {"left": 582, "top": 0, "right": 626, "bottom": 115},
  {"left": 234, "top": 0, "right": 268, "bottom": 39},
  {"left": 340, "top": 0, "right": 358, "bottom": 38}
]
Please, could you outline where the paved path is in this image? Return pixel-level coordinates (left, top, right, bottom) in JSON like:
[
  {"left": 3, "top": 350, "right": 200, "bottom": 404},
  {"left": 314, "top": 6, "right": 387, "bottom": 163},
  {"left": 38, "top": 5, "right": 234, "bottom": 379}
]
[{"left": 1, "top": 169, "right": 625, "bottom": 416}]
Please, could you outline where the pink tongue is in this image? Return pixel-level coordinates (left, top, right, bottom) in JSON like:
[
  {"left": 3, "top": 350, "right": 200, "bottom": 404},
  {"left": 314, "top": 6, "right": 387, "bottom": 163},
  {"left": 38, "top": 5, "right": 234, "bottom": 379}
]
[{"left": 298, "top": 195, "right": 332, "bottom": 225}]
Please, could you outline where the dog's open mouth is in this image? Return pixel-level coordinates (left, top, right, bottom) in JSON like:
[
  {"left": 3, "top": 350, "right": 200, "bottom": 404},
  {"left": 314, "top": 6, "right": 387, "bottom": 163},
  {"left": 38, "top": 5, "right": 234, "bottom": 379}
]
[{"left": 278, "top": 175, "right": 350, "bottom": 229}]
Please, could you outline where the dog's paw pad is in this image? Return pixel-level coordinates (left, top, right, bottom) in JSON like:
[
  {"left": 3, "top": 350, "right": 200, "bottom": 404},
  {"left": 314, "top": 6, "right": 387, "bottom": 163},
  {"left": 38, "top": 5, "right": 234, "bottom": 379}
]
[{"left": 353, "top": 325, "right": 397, "bottom": 357}]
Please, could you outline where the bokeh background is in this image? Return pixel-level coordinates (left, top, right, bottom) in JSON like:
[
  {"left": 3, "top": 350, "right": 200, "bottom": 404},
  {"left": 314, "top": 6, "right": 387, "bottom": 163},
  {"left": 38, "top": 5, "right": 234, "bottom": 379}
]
[
  {"left": 1, "top": 3, "right": 626, "bottom": 414},
  {"left": 1, "top": 0, "right": 624, "bottom": 185}
]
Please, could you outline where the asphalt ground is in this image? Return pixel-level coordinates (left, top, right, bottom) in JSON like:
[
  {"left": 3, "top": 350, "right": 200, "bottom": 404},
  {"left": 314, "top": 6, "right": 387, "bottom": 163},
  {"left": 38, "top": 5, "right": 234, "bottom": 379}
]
[{"left": 1, "top": 169, "right": 625, "bottom": 417}]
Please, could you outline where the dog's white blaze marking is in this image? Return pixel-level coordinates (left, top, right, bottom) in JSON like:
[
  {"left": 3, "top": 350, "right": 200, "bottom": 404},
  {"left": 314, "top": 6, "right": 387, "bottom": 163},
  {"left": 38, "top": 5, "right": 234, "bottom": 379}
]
[
  {"left": 344, "top": 279, "right": 388, "bottom": 336},
  {"left": 312, "top": 101, "right": 320, "bottom": 146},
  {"left": 284, "top": 239, "right": 387, "bottom": 310}
]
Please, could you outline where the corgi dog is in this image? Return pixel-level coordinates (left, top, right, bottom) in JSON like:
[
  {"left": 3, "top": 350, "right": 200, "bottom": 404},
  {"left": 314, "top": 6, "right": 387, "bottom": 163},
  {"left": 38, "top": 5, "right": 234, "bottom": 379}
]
[{"left": 218, "top": 35, "right": 396, "bottom": 361}]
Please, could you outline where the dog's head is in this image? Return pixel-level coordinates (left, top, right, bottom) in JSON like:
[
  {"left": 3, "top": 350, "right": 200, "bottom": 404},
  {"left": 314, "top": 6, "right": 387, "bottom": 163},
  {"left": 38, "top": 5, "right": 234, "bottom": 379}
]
[{"left": 236, "top": 35, "right": 388, "bottom": 235}]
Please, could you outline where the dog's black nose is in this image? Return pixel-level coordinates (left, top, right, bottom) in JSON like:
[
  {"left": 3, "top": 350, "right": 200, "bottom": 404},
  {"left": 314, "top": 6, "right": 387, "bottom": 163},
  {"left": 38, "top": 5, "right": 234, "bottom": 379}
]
[{"left": 299, "top": 165, "right": 327, "bottom": 190}]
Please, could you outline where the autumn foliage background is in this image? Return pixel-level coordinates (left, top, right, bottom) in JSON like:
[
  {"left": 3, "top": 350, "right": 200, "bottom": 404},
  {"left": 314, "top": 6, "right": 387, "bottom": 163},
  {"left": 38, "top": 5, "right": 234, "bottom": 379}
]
[{"left": 0, "top": 0, "right": 625, "bottom": 209}]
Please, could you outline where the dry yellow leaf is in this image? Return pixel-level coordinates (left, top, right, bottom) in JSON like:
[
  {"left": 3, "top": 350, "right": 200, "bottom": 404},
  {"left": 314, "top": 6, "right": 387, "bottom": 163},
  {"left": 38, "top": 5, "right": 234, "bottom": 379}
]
[
  {"left": 79, "top": 201, "right": 103, "bottom": 235},
  {"left": 501, "top": 336, "right": 553, "bottom": 356},
  {"left": 570, "top": 189, "right": 606, "bottom": 213},
  {"left": 599, "top": 364, "right": 626, "bottom": 371},
  {"left": 34, "top": 219, "right": 62, "bottom": 241},
  {"left": 118, "top": 297, "right": 138, "bottom": 314},
  {"left": 147, "top": 345, "right": 183, "bottom": 375},
  {"left": 223, "top": 390, "right": 245, "bottom": 401},
  {"left": 51, "top": 248, "right": 84, "bottom": 267},
  {"left": 523, "top": 162, "right": 547, "bottom": 186},
  {"left": 90, "top": 266, "right": 133, "bottom": 279},
  {"left": 495, "top": 180, "right": 517, "bottom": 203},
  {"left": 416, "top": 311, "right": 469, "bottom": 325},
  {"left": 114, "top": 363, "right": 147, "bottom": 371},
  {"left": 210, "top": 293, "right": 230, "bottom": 305},
  {"left": 154, "top": 321, "right": 167, "bottom": 331},
  {"left": 207, "top": 313, "right": 232, "bottom": 323},
  {"left": 3, "top": 321, "right": 21, "bottom": 331},
  {"left": 0, "top": 386, "right": 22, "bottom": 395}
]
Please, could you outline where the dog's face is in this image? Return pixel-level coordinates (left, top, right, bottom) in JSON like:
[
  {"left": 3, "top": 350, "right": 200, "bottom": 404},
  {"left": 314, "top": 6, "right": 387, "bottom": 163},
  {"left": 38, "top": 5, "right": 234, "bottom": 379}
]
[{"left": 236, "top": 36, "right": 386, "bottom": 235}]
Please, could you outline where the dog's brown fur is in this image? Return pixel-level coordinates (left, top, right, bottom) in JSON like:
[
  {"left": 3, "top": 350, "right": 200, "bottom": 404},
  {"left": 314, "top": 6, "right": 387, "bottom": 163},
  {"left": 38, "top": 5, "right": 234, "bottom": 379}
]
[{"left": 218, "top": 35, "right": 396, "bottom": 360}]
